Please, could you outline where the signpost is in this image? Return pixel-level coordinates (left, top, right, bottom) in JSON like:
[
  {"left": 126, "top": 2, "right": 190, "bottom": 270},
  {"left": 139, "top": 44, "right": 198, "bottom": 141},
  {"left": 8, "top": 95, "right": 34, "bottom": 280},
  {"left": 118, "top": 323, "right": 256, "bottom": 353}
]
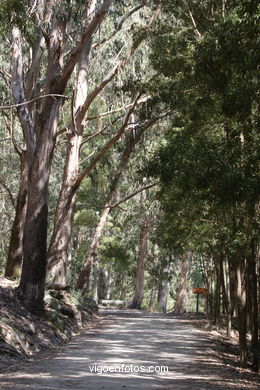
[{"left": 193, "top": 288, "right": 208, "bottom": 313}]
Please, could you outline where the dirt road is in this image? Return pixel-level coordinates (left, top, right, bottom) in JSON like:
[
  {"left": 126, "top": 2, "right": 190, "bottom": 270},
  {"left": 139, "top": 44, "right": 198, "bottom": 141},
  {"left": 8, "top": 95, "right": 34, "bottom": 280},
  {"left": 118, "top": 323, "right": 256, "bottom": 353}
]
[{"left": 0, "top": 310, "right": 258, "bottom": 390}]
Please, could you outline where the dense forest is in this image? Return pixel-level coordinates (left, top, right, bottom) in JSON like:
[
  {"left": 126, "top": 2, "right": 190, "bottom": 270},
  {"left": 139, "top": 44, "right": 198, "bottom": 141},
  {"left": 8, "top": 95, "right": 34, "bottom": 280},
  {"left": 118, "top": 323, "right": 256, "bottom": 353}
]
[{"left": 0, "top": 0, "right": 259, "bottom": 372}]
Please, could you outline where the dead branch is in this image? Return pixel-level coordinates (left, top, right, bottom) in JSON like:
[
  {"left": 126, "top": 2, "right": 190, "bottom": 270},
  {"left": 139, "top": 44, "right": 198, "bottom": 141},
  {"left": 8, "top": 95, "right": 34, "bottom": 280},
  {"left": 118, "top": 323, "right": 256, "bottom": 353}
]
[
  {"left": 85, "top": 95, "right": 151, "bottom": 121},
  {"left": 0, "top": 94, "right": 68, "bottom": 110},
  {"left": 80, "top": 113, "right": 125, "bottom": 147}
]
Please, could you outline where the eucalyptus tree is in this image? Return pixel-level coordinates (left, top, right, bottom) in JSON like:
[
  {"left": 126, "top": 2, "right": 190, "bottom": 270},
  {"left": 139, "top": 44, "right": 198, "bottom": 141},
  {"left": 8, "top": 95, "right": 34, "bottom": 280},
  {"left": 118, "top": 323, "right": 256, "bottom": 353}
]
[
  {"left": 2, "top": 0, "right": 114, "bottom": 311},
  {"left": 47, "top": 2, "right": 160, "bottom": 287}
]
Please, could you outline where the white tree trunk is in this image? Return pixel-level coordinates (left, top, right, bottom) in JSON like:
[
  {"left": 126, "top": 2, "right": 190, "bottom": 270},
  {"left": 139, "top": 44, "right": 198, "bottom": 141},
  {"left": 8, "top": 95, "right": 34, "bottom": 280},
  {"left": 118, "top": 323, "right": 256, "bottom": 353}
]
[{"left": 172, "top": 253, "right": 190, "bottom": 314}]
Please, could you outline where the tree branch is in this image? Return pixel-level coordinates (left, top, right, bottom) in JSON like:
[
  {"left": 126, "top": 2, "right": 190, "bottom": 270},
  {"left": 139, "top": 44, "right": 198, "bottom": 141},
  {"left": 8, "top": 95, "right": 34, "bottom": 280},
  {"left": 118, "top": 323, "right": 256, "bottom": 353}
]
[
  {"left": 81, "top": 113, "right": 124, "bottom": 147},
  {"left": 111, "top": 183, "right": 158, "bottom": 209},
  {"left": 75, "top": 7, "right": 159, "bottom": 126},
  {"left": 0, "top": 69, "right": 11, "bottom": 85},
  {"left": 0, "top": 179, "right": 16, "bottom": 208},
  {"left": 56, "top": 0, "right": 114, "bottom": 93},
  {"left": 74, "top": 96, "right": 141, "bottom": 189},
  {"left": 85, "top": 95, "right": 151, "bottom": 121},
  {"left": 0, "top": 94, "right": 68, "bottom": 110},
  {"left": 76, "top": 183, "right": 158, "bottom": 211},
  {"left": 189, "top": 10, "right": 201, "bottom": 37},
  {"left": 2, "top": 110, "right": 21, "bottom": 156},
  {"left": 93, "top": 1, "right": 146, "bottom": 49}
]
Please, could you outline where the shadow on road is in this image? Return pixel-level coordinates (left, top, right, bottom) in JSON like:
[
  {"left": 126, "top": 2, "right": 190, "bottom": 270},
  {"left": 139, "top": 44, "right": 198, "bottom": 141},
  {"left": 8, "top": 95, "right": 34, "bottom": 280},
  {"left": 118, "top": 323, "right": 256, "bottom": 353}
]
[{"left": 0, "top": 309, "right": 258, "bottom": 390}]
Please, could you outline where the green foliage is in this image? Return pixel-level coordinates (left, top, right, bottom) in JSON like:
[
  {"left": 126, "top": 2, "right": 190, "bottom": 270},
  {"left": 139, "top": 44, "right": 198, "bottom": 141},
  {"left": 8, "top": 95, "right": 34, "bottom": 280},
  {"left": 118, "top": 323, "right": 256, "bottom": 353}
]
[
  {"left": 145, "top": 0, "right": 260, "bottom": 267},
  {"left": 74, "top": 209, "right": 99, "bottom": 228},
  {"left": 100, "top": 238, "right": 130, "bottom": 272}
]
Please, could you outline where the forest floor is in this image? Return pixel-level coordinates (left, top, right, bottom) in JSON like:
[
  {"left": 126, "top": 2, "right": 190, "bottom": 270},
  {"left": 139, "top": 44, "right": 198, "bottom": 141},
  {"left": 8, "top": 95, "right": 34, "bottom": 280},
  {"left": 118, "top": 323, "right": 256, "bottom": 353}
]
[
  {"left": 0, "top": 277, "right": 99, "bottom": 373},
  {"left": 0, "top": 308, "right": 259, "bottom": 390}
]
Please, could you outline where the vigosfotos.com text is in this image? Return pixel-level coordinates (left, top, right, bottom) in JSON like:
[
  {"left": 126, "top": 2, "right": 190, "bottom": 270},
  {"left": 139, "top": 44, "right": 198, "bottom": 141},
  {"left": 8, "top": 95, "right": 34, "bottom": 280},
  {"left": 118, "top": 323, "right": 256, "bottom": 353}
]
[{"left": 89, "top": 364, "right": 169, "bottom": 375}]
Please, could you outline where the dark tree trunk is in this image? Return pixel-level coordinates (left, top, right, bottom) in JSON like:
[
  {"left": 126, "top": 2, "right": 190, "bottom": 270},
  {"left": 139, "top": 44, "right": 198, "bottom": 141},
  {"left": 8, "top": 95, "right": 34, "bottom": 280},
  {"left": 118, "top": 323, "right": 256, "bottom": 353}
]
[
  {"left": 204, "top": 256, "right": 214, "bottom": 316},
  {"left": 7, "top": 26, "right": 35, "bottom": 279},
  {"left": 214, "top": 258, "right": 221, "bottom": 329},
  {"left": 18, "top": 102, "right": 62, "bottom": 312},
  {"left": 226, "top": 257, "right": 232, "bottom": 337},
  {"left": 236, "top": 259, "right": 248, "bottom": 368},
  {"left": 11, "top": 1, "right": 114, "bottom": 312},
  {"left": 247, "top": 238, "right": 259, "bottom": 371}
]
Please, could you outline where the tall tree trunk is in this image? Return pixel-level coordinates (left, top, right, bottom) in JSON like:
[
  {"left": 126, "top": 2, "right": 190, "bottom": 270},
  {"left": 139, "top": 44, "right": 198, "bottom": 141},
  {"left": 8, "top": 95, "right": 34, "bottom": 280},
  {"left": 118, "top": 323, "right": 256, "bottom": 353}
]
[
  {"left": 5, "top": 13, "right": 47, "bottom": 279},
  {"left": 214, "top": 257, "right": 221, "bottom": 328},
  {"left": 157, "top": 278, "right": 169, "bottom": 313},
  {"left": 226, "top": 257, "right": 232, "bottom": 337},
  {"left": 248, "top": 238, "right": 259, "bottom": 372},
  {"left": 220, "top": 254, "right": 228, "bottom": 315},
  {"left": 47, "top": 5, "right": 94, "bottom": 286},
  {"left": 6, "top": 26, "right": 36, "bottom": 279},
  {"left": 130, "top": 221, "right": 150, "bottom": 309},
  {"left": 47, "top": 8, "right": 160, "bottom": 285},
  {"left": 204, "top": 256, "right": 213, "bottom": 316},
  {"left": 12, "top": 5, "right": 67, "bottom": 312},
  {"left": 148, "top": 277, "right": 157, "bottom": 311},
  {"left": 172, "top": 253, "right": 189, "bottom": 314},
  {"left": 236, "top": 258, "right": 248, "bottom": 368},
  {"left": 19, "top": 101, "right": 62, "bottom": 312},
  {"left": 47, "top": 133, "right": 82, "bottom": 286},
  {"left": 91, "top": 263, "right": 99, "bottom": 302},
  {"left": 11, "top": 1, "right": 114, "bottom": 311},
  {"left": 98, "top": 270, "right": 112, "bottom": 300},
  {"left": 157, "top": 260, "right": 170, "bottom": 313},
  {"left": 98, "top": 268, "right": 110, "bottom": 300},
  {"left": 5, "top": 152, "right": 28, "bottom": 278}
]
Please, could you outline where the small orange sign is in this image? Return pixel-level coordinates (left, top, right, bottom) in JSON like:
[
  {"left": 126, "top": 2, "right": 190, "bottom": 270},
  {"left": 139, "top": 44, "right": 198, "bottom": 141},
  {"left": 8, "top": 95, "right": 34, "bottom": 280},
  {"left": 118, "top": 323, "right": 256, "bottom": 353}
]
[{"left": 193, "top": 288, "right": 207, "bottom": 295}]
